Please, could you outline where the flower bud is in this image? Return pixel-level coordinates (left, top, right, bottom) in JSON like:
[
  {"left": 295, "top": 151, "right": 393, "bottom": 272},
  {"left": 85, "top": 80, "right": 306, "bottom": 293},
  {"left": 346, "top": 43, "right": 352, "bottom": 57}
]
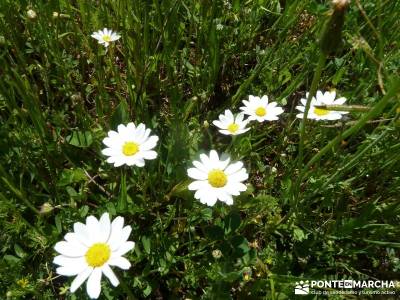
[
  {"left": 320, "top": 0, "right": 350, "bottom": 55},
  {"left": 212, "top": 249, "right": 222, "bottom": 259},
  {"left": 332, "top": 0, "right": 351, "bottom": 11},
  {"left": 40, "top": 202, "right": 54, "bottom": 214},
  {"left": 27, "top": 9, "right": 37, "bottom": 20}
]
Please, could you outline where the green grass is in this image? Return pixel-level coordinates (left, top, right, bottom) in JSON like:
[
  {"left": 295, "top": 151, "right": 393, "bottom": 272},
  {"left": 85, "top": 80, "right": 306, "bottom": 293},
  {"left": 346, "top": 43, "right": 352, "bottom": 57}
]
[{"left": 1, "top": 0, "right": 400, "bottom": 299}]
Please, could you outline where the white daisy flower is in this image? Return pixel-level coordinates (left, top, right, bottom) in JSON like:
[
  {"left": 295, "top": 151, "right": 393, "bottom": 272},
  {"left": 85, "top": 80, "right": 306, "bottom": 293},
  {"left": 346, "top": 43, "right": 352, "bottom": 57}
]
[
  {"left": 212, "top": 109, "right": 250, "bottom": 136},
  {"left": 53, "top": 213, "right": 135, "bottom": 299},
  {"left": 91, "top": 28, "right": 120, "bottom": 47},
  {"left": 187, "top": 150, "right": 248, "bottom": 206},
  {"left": 296, "top": 90, "right": 348, "bottom": 121},
  {"left": 102, "top": 123, "right": 159, "bottom": 167},
  {"left": 240, "top": 95, "right": 284, "bottom": 122}
]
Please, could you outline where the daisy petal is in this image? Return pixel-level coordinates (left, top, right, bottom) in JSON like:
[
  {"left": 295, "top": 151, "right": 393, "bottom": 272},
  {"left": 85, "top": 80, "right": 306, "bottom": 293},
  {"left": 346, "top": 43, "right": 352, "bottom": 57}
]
[
  {"left": 113, "top": 241, "right": 135, "bottom": 257},
  {"left": 187, "top": 168, "right": 208, "bottom": 180},
  {"left": 98, "top": 213, "right": 111, "bottom": 243},
  {"left": 102, "top": 264, "right": 119, "bottom": 287},
  {"left": 54, "top": 241, "right": 87, "bottom": 257},
  {"left": 70, "top": 267, "right": 93, "bottom": 293},
  {"left": 86, "top": 267, "right": 102, "bottom": 299},
  {"left": 107, "top": 216, "right": 124, "bottom": 250},
  {"left": 108, "top": 257, "right": 131, "bottom": 270}
]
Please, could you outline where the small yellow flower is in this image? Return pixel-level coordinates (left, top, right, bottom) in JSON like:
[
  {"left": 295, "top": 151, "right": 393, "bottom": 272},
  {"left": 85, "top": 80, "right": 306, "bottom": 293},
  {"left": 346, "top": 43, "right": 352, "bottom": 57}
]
[
  {"left": 17, "top": 278, "right": 29, "bottom": 288},
  {"left": 242, "top": 268, "right": 252, "bottom": 281}
]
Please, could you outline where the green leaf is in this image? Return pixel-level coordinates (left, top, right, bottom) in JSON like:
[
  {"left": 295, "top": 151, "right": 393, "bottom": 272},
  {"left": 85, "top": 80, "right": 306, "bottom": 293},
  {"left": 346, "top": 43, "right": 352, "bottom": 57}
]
[
  {"left": 14, "top": 244, "right": 27, "bottom": 258},
  {"left": 205, "top": 225, "right": 224, "bottom": 240},
  {"left": 293, "top": 227, "right": 308, "bottom": 242},
  {"left": 79, "top": 205, "right": 89, "bottom": 217},
  {"left": 4, "top": 255, "right": 20, "bottom": 266},
  {"left": 55, "top": 214, "right": 62, "bottom": 233},
  {"left": 111, "top": 99, "right": 129, "bottom": 129},
  {"left": 57, "top": 168, "right": 87, "bottom": 186},
  {"left": 106, "top": 202, "right": 116, "bottom": 215},
  {"left": 143, "top": 284, "right": 152, "bottom": 297},
  {"left": 233, "top": 0, "right": 240, "bottom": 11},
  {"left": 66, "top": 131, "right": 93, "bottom": 148},
  {"left": 142, "top": 236, "right": 151, "bottom": 254},
  {"left": 223, "top": 212, "right": 241, "bottom": 234},
  {"left": 230, "top": 235, "right": 250, "bottom": 257}
]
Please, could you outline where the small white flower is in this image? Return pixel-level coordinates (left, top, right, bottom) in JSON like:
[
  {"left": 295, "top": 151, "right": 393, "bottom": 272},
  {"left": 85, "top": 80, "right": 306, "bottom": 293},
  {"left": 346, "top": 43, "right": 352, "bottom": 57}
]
[
  {"left": 296, "top": 90, "right": 348, "bottom": 121},
  {"left": 27, "top": 9, "right": 37, "bottom": 19},
  {"left": 91, "top": 28, "right": 120, "bottom": 47},
  {"left": 240, "top": 95, "right": 284, "bottom": 122},
  {"left": 102, "top": 123, "right": 159, "bottom": 167},
  {"left": 53, "top": 213, "right": 135, "bottom": 299},
  {"left": 212, "top": 109, "right": 250, "bottom": 136},
  {"left": 187, "top": 150, "right": 248, "bottom": 206}
]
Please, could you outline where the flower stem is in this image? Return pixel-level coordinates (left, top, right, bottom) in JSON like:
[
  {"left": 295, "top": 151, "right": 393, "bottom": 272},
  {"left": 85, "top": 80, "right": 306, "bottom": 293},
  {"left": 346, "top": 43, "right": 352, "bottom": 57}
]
[
  {"left": 295, "top": 53, "right": 326, "bottom": 197},
  {"left": 117, "top": 168, "right": 127, "bottom": 211},
  {"left": 119, "top": 274, "right": 137, "bottom": 300}
]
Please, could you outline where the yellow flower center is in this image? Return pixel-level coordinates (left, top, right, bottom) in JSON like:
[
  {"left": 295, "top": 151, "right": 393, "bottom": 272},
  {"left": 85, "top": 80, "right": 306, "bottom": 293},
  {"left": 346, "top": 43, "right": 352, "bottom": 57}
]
[
  {"left": 227, "top": 123, "right": 239, "bottom": 133},
  {"left": 85, "top": 243, "right": 111, "bottom": 267},
  {"left": 102, "top": 35, "right": 112, "bottom": 42},
  {"left": 255, "top": 107, "right": 266, "bottom": 117},
  {"left": 122, "top": 141, "right": 139, "bottom": 156},
  {"left": 208, "top": 169, "right": 227, "bottom": 188},
  {"left": 314, "top": 107, "right": 329, "bottom": 116}
]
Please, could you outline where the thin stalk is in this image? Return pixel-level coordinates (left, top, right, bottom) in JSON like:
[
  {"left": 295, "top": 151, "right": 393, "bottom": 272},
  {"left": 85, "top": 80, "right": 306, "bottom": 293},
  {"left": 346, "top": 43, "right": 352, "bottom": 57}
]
[
  {"left": 313, "top": 104, "right": 371, "bottom": 112},
  {"left": 226, "top": 135, "right": 237, "bottom": 154},
  {"left": 295, "top": 53, "right": 326, "bottom": 196},
  {"left": 117, "top": 168, "right": 127, "bottom": 211}
]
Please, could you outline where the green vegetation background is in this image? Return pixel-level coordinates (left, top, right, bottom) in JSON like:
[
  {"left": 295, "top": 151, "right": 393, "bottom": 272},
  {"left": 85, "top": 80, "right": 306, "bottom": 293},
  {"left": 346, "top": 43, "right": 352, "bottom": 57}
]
[{"left": 0, "top": 0, "right": 399, "bottom": 299}]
